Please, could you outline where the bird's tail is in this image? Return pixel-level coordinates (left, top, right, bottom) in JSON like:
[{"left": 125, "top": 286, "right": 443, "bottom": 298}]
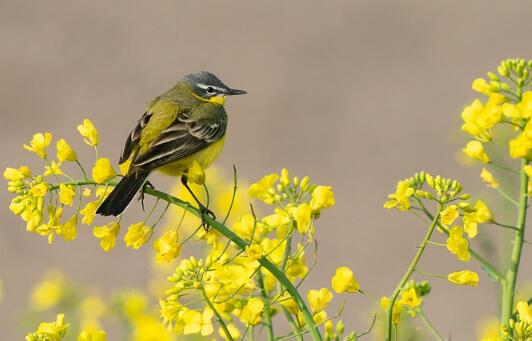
[{"left": 96, "top": 171, "right": 150, "bottom": 216}]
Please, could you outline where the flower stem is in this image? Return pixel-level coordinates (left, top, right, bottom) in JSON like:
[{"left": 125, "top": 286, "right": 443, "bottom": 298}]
[
  {"left": 257, "top": 271, "right": 275, "bottom": 341},
  {"left": 418, "top": 309, "right": 446, "bottom": 341},
  {"left": 385, "top": 207, "right": 440, "bottom": 341},
  {"left": 201, "top": 286, "right": 234, "bottom": 341},
  {"left": 501, "top": 158, "right": 529, "bottom": 326}
]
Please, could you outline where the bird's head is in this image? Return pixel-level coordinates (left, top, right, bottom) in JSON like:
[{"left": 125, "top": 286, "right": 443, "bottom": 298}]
[{"left": 184, "top": 71, "right": 247, "bottom": 105}]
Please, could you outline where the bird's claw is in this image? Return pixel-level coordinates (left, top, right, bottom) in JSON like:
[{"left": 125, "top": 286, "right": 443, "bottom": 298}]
[
  {"left": 199, "top": 205, "right": 216, "bottom": 230},
  {"left": 138, "top": 181, "right": 155, "bottom": 211}
]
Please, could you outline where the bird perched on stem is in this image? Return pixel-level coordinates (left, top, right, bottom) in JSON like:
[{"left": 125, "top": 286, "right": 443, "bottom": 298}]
[{"left": 96, "top": 71, "right": 246, "bottom": 224}]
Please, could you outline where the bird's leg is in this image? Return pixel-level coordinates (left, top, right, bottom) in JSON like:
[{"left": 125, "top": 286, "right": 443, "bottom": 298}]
[
  {"left": 138, "top": 180, "right": 155, "bottom": 211},
  {"left": 180, "top": 176, "right": 215, "bottom": 230}
]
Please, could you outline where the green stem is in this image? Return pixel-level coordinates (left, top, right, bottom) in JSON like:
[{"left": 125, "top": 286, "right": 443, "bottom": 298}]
[
  {"left": 49, "top": 179, "right": 322, "bottom": 341},
  {"left": 501, "top": 158, "right": 529, "bottom": 326},
  {"left": 418, "top": 309, "right": 446, "bottom": 341},
  {"left": 385, "top": 207, "right": 440, "bottom": 341},
  {"left": 201, "top": 286, "right": 234, "bottom": 341},
  {"left": 257, "top": 271, "right": 275, "bottom": 341}
]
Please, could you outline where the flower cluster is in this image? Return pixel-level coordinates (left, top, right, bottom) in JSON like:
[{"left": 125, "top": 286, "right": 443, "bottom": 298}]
[
  {"left": 159, "top": 169, "right": 358, "bottom": 339},
  {"left": 380, "top": 280, "right": 430, "bottom": 325},
  {"left": 25, "top": 313, "right": 106, "bottom": 341},
  {"left": 500, "top": 301, "right": 532, "bottom": 341}
]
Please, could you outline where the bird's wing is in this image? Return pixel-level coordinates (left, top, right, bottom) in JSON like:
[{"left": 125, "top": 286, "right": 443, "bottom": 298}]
[
  {"left": 119, "top": 112, "right": 152, "bottom": 164},
  {"left": 131, "top": 110, "right": 226, "bottom": 172}
]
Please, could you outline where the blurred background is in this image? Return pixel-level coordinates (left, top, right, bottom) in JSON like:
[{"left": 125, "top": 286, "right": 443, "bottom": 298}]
[{"left": 2, "top": 1, "right": 532, "bottom": 339}]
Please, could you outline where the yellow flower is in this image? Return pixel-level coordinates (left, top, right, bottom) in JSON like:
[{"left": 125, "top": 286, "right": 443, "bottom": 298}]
[
  {"left": 245, "top": 243, "right": 264, "bottom": 261},
  {"left": 384, "top": 180, "right": 414, "bottom": 211},
  {"left": 280, "top": 168, "right": 290, "bottom": 187},
  {"left": 30, "top": 270, "right": 65, "bottom": 310},
  {"left": 399, "top": 288, "right": 422, "bottom": 308},
  {"left": 308, "top": 288, "right": 333, "bottom": 312},
  {"left": 24, "top": 132, "right": 53, "bottom": 158},
  {"left": 248, "top": 173, "right": 279, "bottom": 204},
  {"left": 186, "top": 160, "right": 205, "bottom": 185},
  {"left": 124, "top": 222, "right": 152, "bottom": 249},
  {"left": 44, "top": 161, "right": 63, "bottom": 176},
  {"left": 26, "top": 314, "right": 69, "bottom": 341},
  {"left": 277, "top": 292, "right": 299, "bottom": 314},
  {"left": 153, "top": 230, "right": 180, "bottom": 263},
  {"left": 59, "top": 184, "right": 76, "bottom": 206},
  {"left": 121, "top": 291, "right": 148, "bottom": 319},
  {"left": 77, "top": 119, "right": 99, "bottom": 146},
  {"left": 463, "top": 140, "right": 490, "bottom": 163},
  {"left": 231, "top": 214, "right": 258, "bottom": 241},
  {"left": 509, "top": 133, "right": 532, "bottom": 159},
  {"left": 310, "top": 185, "right": 335, "bottom": 211},
  {"left": 4, "top": 166, "right": 31, "bottom": 181},
  {"left": 446, "top": 226, "right": 470, "bottom": 262},
  {"left": 516, "top": 301, "right": 532, "bottom": 324},
  {"left": 461, "top": 95, "right": 505, "bottom": 141},
  {"left": 447, "top": 270, "right": 479, "bottom": 286},
  {"left": 80, "top": 201, "right": 99, "bottom": 225},
  {"left": 57, "top": 215, "right": 77, "bottom": 241},
  {"left": 93, "top": 222, "right": 120, "bottom": 251},
  {"left": 380, "top": 297, "right": 402, "bottom": 325},
  {"left": 182, "top": 308, "right": 214, "bottom": 336},
  {"left": 240, "top": 297, "right": 264, "bottom": 326},
  {"left": 78, "top": 330, "right": 107, "bottom": 341},
  {"left": 219, "top": 323, "right": 241, "bottom": 341},
  {"left": 331, "top": 266, "right": 360, "bottom": 293},
  {"left": 440, "top": 205, "right": 459, "bottom": 225},
  {"left": 292, "top": 202, "right": 312, "bottom": 234},
  {"left": 56, "top": 139, "right": 77, "bottom": 162},
  {"left": 480, "top": 168, "right": 499, "bottom": 188},
  {"left": 502, "top": 91, "right": 532, "bottom": 120},
  {"left": 463, "top": 200, "right": 492, "bottom": 239},
  {"left": 31, "top": 182, "right": 49, "bottom": 197},
  {"left": 472, "top": 78, "right": 491, "bottom": 96},
  {"left": 92, "top": 158, "right": 116, "bottom": 184}
]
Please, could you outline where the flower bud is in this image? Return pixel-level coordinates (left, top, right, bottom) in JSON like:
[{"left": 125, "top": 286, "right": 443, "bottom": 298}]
[
  {"left": 498, "top": 63, "right": 509, "bottom": 77},
  {"left": 487, "top": 72, "right": 499, "bottom": 81}
]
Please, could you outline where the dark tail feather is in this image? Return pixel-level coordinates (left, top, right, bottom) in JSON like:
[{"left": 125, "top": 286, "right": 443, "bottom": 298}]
[{"left": 96, "top": 171, "right": 150, "bottom": 216}]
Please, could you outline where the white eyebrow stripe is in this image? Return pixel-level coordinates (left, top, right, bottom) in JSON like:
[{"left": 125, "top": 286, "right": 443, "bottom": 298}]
[{"left": 196, "top": 83, "right": 225, "bottom": 91}]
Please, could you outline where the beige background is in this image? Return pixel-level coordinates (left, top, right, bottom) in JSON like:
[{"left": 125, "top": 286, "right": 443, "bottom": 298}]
[{"left": 2, "top": 1, "right": 532, "bottom": 339}]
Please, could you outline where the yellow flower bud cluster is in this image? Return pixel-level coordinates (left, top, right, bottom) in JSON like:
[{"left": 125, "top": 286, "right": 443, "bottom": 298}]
[{"left": 501, "top": 301, "right": 532, "bottom": 340}]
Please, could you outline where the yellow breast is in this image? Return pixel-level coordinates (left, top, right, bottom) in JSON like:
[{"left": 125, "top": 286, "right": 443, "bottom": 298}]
[{"left": 157, "top": 137, "right": 226, "bottom": 176}]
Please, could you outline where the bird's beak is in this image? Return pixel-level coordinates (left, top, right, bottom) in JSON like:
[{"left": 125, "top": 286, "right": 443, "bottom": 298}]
[{"left": 227, "top": 88, "right": 247, "bottom": 96}]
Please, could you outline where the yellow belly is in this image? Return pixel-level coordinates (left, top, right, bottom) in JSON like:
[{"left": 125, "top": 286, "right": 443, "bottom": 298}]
[{"left": 156, "top": 137, "right": 226, "bottom": 176}]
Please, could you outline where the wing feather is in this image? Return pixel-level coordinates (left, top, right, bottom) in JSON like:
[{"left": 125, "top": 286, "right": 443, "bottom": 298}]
[{"left": 120, "top": 112, "right": 152, "bottom": 164}]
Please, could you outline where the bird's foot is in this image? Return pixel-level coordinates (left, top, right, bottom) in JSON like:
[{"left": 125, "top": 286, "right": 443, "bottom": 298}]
[
  {"left": 199, "top": 205, "right": 216, "bottom": 231},
  {"left": 138, "top": 181, "right": 155, "bottom": 211}
]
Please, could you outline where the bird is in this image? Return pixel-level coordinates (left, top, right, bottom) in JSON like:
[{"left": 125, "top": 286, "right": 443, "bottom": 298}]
[{"left": 96, "top": 71, "right": 246, "bottom": 220}]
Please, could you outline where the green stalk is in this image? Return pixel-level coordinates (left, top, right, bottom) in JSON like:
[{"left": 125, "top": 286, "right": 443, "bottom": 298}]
[
  {"left": 385, "top": 207, "right": 440, "bottom": 341},
  {"left": 50, "top": 179, "right": 323, "bottom": 341},
  {"left": 257, "top": 271, "right": 275, "bottom": 341},
  {"left": 418, "top": 309, "right": 446, "bottom": 341},
  {"left": 201, "top": 286, "right": 234, "bottom": 341},
  {"left": 501, "top": 158, "right": 529, "bottom": 325}
]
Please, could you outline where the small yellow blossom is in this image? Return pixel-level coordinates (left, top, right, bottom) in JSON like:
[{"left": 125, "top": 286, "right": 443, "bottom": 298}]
[
  {"left": 292, "top": 202, "right": 312, "bottom": 234},
  {"left": 446, "top": 226, "right": 470, "bottom": 262},
  {"left": 463, "top": 140, "right": 490, "bottom": 163},
  {"left": 509, "top": 133, "right": 532, "bottom": 159},
  {"left": 31, "top": 182, "right": 49, "bottom": 197},
  {"left": 280, "top": 168, "right": 290, "bottom": 187},
  {"left": 248, "top": 173, "right": 279, "bottom": 204},
  {"left": 80, "top": 201, "right": 99, "bottom": 225},
  {"left": 461, "top": 95, "right": 505, "bottom": 141},
  {"left": 310, "top": 185, "right": 335, "bottom": 211},
  {"left": 186, "top": 160, "right": 205, "bottom": 185},
  {"left": 77, "top": 119, "right": 99, "bottom": 146},
  {"left": 502, "top": 92, "right": 532, "bottom": 120},
  {"left": 380, "top": 297, "right": 402, "bottom": 325},
  {"left": 384, "top": 180, "right": 414, "bottom": 211},
  {"left": 448, "top": 270, "right": 479, "bottom": 286},
  {"left": 25, "top": 313, "right": 69, "bottom": 341},
  {"left": 92, "top": 158, "right": 116, "bottom": 184},
  {"left": 219, "top": 323, "right": 241, "bottom": 341},
  {"left": 308, "top": 288, "right": 333, "bottom": 312},
  {"left": 472, "top": 78, "right": 491, "bottom": 96},
  {"left": 399, "top": 288, "right": 422, "bottom": 308},
  {"left": 245, "top": 243, "right": 264, "bottom": 261},
  {"left": 82, "top": 188, "right": 92, "bottom": 197},
  {"left": 24, "top": 132, "right": 53, "bottom": 159},
  {"left": 56, "top": 139, "right": 77, "bottom": 162},
  {"left": 182, "top": 308, "right": 214, "bottom": 336},
  {"left": 4, "top": 166, "right": 31, "bottom": 181},
  {"left": 480, "top": 168, "right": 499, "bottom": 188},
  {"left": 153, "top": 230, "right": 180, "bottom": 263},
  {"left": 31, "top": 270, "right": 65, "bottom": 310},
  {"left": 331, "top": 266, "right": 360, "bottom": 293},
  {"left": 440, "top": 205, "right": 459, "bottom": 225},
  {"left": 240, "top": 297, "right": 264, "bottom": 326},
  {"left": 124, "top": 222, "right": 152, "bottom": 249},
  {"left": 517, "top": 301, "right": 532, "bottom": 324},
  {"left": 277, "top": 292, "right": 299, "bottom": 314},
  {"left": 78, "top": 330, "right": 107, "bottom": 341},
  {"left": 57, "top": 215, "right": 77, "bottom": 241},
  {"left": 59, "top": 184, "right": 76, "bottom": 206},
  {"left": 93, "top": 222, "right": 120, "bottom": 251},
  {"left": 44, "top": 161, "right": 63, "bottom": 176}
]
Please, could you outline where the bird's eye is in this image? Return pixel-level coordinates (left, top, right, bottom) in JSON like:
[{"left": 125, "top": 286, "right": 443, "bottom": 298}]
[{"left": 206, "top": 87, "right": 215, "bottom": 93}]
